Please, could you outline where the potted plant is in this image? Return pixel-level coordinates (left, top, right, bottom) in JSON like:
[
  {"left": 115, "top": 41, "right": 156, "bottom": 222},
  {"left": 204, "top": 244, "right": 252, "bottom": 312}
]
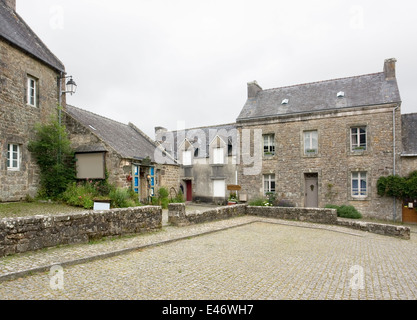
[{"left": 228, "top": 193, "right": 238, "bottom": 205}]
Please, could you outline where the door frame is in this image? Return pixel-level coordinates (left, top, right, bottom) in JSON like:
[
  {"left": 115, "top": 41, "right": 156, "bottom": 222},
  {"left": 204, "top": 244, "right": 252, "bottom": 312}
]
[{"left": 304, "top": 172, "right": 319, "bottom": 208}]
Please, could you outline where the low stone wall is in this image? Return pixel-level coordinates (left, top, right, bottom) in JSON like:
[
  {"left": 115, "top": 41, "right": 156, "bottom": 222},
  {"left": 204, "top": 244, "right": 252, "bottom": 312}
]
[
  {"left": 246, "top": 206, "right": 338, "bottom": 225},
  {"left": 168, "top": 204, "right": 247, "bottom": 226},
  {"left": 0, "top": 206, "right": 162, "bottom": 257},
  {"left": 337, "top": 219, "right": 410, "bottom": 240}
]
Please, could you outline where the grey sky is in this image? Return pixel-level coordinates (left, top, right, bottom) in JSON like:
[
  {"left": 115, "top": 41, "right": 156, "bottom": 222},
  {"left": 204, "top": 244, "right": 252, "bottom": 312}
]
[{"left": 18, "top": 0, "right": 417, "bottom": 138}]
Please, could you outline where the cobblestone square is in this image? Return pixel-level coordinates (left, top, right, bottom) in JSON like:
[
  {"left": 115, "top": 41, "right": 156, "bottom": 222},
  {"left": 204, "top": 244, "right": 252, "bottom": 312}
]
[{"left": 0, "top": 218, "right": 416, "bottom": 300}]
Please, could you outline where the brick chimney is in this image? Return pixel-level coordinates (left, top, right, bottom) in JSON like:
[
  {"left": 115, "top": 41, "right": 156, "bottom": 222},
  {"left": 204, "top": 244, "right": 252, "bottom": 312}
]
[
  {"left": 384, "top": 58, "right": 397, "bottom": 81},
  {"left": 247, "top": 81, "right": 263, "bottom": 98}
]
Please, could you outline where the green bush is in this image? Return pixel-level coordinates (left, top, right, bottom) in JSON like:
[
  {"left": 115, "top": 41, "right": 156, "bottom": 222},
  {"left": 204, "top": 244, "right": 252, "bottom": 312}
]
[
  {"left": 61, "top": 182, "right": 96, "bottom": 209},
  {"left": 109, "top": 188, "right": 135, "bottom": 208},
  {"left": 28, "top": 117, "right": 76, "bottom": 199},
  {"left": 325, "top": 204, "right": 362, "bottom": 219},
  {"left": 249, "top": 198, "right": 273, "bottom": 207}
]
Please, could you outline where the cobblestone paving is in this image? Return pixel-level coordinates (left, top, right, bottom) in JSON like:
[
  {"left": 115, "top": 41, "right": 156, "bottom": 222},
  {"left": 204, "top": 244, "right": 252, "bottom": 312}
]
[{"left": 0, "top": 217, "right": 416, "bottom": 300}]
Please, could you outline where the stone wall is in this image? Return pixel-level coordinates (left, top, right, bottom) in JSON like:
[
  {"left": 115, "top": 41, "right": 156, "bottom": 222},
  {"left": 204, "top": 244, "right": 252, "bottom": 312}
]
[
  {"left": 0, "top": 206, "right": 162, "bottom": 257},
  {"left": 0, "top": 40, "right": 62, "bottom": 201},
  {"left": 168, "top": 203, "right": 246, "bottom": 226},
  {"left": 337, "top": 219, "right": 410, "bottom": 240},
  {"left": 246, "top": 206, "right": 338, "bottom": 224}
]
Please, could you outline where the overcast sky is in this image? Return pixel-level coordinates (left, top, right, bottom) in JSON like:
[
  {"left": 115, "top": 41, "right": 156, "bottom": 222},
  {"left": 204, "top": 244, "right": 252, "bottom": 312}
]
[{"left": 18, "top": 0, "right": 417, "bottom": 138}]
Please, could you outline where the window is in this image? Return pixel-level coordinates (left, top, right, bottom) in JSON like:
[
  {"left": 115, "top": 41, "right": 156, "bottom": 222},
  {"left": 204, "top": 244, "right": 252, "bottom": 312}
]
[
  {"left": 263, "top": 174, "right": 276, "bottom": 195},
  {"left": 27, "top": 76, "right": 38, "bottom": 107},
  {"left": 133, "top": 165, "right": 140, "bottom": 195},
  {"left": 351, "top": 127, "right": 367, "bottom": 151},
  {"left": 263, "top": 134, "right": 275, "bottom": 156},
  {"left": 213, "top": 147, "right": 224, "bottom": 165},
  {"left": 304, "top": 131, "right": 318, "bottom": 155},
  {"left": 182, "top": 150, "right": 192, "bottom": 166},
  {"left": 352, "top": 172, "right": 367, "bottom": 197},
  {"left": 7, "top": 144, "right": 20, "bottom": 170}
]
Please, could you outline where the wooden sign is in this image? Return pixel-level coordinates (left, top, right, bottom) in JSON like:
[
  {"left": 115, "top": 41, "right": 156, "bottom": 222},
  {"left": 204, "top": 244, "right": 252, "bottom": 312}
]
[{"left": 227, "top": 185, "right": 242, "bottom": 191}]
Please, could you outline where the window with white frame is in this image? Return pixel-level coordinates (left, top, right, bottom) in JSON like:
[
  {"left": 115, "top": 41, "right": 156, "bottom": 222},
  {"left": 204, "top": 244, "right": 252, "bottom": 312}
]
[
  {"left": 352, "top": 172, "right": 367, "bottom": 197},
  {"left": 7, "top": 144, "right": 20, "bottom": 170},
  {"left": 263, "top": 174, "right": 276, "bottom": 195},
  {"left": 182, "top": 150, "right": 192, "bottom": 166},
  {"left": 351, "top": 127, "right": 367, "bottom": 151},
  {"left": 263, "top": 134, "right": 275, "bottom": 156},
  {"left": 213, "top": 147, "right": 224, "bottom": 165},
  {"left": 27, "top": 76, "right": 38, "bottom": 107},
  {"left": 304, "top": 130, "right": 318, "bottom": 155}
]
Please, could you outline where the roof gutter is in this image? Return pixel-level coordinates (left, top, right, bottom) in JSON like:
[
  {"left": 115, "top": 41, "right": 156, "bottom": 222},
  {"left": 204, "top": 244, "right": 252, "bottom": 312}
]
[{"left": 393, "top": 104, "right": 400, "bottom": 221}]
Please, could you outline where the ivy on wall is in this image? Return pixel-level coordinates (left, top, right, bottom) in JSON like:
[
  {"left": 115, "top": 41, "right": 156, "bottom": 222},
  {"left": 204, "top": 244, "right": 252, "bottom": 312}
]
[{"left": 377, "top": 171, "right": 417, "bottom": 200}]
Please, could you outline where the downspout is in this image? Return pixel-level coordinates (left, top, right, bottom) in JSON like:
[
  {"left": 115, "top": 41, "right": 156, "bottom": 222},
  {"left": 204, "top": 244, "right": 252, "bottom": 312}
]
[{"left": 393, "top": 105, "right": 400, "bottom": 221}]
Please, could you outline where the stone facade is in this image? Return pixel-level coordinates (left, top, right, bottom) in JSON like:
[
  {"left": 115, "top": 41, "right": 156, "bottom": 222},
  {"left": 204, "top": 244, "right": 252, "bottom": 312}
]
[
  {"left": 0, "top": 40, "right": 63, "bottom": 201},
  {"left": 0, "top": 206, "right": 162, "bottom": 257},
  {"left": 64, "top": 110, "right": 180, "bottom": 203},
  {"left": 237, "top": 105, "right": 403, "bottom": 221}
]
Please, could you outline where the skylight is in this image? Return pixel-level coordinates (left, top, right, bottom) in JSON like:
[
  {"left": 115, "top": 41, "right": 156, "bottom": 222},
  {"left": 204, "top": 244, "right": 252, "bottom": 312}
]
[
  {"left": 281, "top": 99, "right": 289, "bottom": 105},
  {"left": 337, "top": 91, "right": 345, "bottom": 98}
]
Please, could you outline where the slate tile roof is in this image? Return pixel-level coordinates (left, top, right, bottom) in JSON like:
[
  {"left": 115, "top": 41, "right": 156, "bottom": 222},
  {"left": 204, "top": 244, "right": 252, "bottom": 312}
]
[
  {"left": 160, "top": 123, "right": 237, "bottom": 159},
  {"left": 0, "top": 1, "right": 65, "bottom": 72},
  {"left": 402, "top": 113, "right": 417, "bottom": 156},
  {"left": 237, "top": 72, "right": 401, "bottom": 121},
  {"left": 65, "top": 105, "right": 175, "bottom": 164}
]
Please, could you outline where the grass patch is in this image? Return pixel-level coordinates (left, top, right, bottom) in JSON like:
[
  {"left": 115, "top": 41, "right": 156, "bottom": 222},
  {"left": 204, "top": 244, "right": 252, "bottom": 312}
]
[{"left": 0, "top": 201, "right": 85, "bottom": 219}]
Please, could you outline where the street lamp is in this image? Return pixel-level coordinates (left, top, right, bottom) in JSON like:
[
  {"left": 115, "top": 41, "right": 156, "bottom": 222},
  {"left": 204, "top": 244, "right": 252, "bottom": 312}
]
[{"left": 64, "top": 76, "right": 77, "bottom": 95}]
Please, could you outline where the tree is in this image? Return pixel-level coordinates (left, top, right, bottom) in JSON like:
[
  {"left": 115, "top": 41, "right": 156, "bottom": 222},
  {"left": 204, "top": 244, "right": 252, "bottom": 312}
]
[{"left": 28, "top": 116, "right": 76, "bottom": 199}]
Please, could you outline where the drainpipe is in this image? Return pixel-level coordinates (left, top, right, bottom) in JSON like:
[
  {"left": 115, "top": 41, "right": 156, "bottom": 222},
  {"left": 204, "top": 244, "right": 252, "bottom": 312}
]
[{"left": 393, "top": 105, "right": 400, "bottom": 221}]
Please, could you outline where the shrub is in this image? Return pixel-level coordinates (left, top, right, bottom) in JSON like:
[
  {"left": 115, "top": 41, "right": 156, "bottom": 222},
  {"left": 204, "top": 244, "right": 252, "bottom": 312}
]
[
  {"left": 249, "top": 198, "right": 273, "bottom": 207},
  {"left": 28, "top": 117, "right": 76, "bottom": 199},
  {"left": 325, "top": 204, "right": 362, "bottom": 219},
  {"left": 62, "top": 182, "right": 96, "bottom": 209},
  {"left": 275, "top": 199, "right": 296, "bottom": 207},
  {"left": 109, "top": 188, "right": 134, "bottom": 208}
]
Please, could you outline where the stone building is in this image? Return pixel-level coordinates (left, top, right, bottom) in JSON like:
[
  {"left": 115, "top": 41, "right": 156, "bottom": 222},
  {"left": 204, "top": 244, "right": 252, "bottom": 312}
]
[
  {"left": 0, "top": 0, "right": 68, "bottom": 201},
  {"left": 65, "top": 105, "right": 180, "bottom": 203},
  {"left": 155, "top": 124, "right": 239, "bottom": 204},
  {"left": 401, "top": 113, "right": 417, "bottom": 176},
  {"left": 236, "top": 58, "right": 403, "bottom": 221}
]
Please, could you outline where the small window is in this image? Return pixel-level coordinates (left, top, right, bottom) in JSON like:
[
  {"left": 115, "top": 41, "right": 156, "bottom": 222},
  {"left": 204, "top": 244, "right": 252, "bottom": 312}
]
[
  {"left": 351, "top": 127, "right": 367, "bottom": 151},
  {"left": 304, "top": 131, "right": 318, "bottom": 155},
  {"left": 263, "top": 134, "right": 275, "bottom": 156},
  {"left": 281, "top": 99, "right": 289, "bottom": 105},
  {"left": 27, "top": 76, "right": 38, "bottom": 107},
  {"left": 182, "top": 150, "right": 192, "bottom": 166},
  {"left": 337, "top": 91, "right": 345, "bottom": 98},
  {"left": 213, "top": 147, "right": 224, "bottom": 165},
  {"left": 352, "top": 172, "right": 367, "bottom": 197},
  {"left": 263, "top": 174, "right": 276, "bottom": 195},
  {"left": 7, "top": 144, "right": 20, "bottom": 170}
]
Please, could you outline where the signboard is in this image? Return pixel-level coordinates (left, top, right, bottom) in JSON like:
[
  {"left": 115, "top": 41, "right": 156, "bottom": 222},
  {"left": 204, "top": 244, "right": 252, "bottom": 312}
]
[{"left": 227, "top": 185, "right": 242, "bottom": 191}]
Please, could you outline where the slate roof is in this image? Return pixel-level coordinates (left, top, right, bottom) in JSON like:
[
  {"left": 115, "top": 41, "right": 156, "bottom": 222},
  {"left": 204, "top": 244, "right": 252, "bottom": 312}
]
[
  {"left": 65, "top": 105, "right": 175, "bottom": 164},
  {"left": 160, "top": 123, "right": 237, "bottom": 159},
  {"left": 0, "top": 1, "right": 65, "bottom": 72},
  {"left": 402, "top": 113, "right": 417, "bottom": 156},
  {"left": 237, "top": 72, "right": 401, "bottom": 121}
]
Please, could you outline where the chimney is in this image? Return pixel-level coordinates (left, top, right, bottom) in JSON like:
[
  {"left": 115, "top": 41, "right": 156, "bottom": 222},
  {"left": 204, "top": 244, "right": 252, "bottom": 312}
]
[
  {"left": 3, "top": 0, "right": 16, "bottom": 11},
  {"left": 384, "top": 58, "right": 397, "bottom": 81},
  {"left": 155, "top": 126, "right": 168, "bottom": 142},
  {"left": 247, "top": 81, "right": 262, "bottom": 98}
]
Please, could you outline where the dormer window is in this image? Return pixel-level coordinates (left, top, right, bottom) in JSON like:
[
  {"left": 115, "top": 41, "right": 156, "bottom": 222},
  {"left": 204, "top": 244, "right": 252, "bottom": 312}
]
[
  {"left": 337, "top": 91, "right": 345, "bottom": 98},
  {"left": 281, "top": 99, "right": 289, "bottom": 105}
]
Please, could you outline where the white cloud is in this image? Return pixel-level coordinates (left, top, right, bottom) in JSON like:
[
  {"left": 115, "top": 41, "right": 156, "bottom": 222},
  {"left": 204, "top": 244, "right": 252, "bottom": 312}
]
[{"left": 17, "top": 0, "right": 417, "bottom": 137}]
